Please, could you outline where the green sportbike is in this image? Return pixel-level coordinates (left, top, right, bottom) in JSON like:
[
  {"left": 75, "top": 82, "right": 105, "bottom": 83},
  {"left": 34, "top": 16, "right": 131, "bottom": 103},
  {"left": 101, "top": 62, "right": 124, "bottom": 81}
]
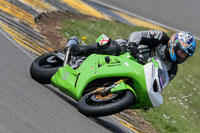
[{"left": 30, "top": 43, "right": 169, "bottom": 117}]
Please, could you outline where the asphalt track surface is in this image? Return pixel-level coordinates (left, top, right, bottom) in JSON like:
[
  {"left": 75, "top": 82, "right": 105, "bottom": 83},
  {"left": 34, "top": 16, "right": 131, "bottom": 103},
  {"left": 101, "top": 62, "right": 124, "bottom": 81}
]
[
  {"left": 96, "top": 0, "right": 200, "bottom": 37},
  {"left": 0, "top": 29, "right": 133, "bottom": 133}
]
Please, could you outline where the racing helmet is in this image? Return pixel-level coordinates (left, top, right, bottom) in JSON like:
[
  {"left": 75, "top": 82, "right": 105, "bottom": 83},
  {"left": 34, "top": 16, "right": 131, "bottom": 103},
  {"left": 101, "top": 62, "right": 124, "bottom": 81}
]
[{"left": 168, "top": 31, "right": 196, "bottom": 64}]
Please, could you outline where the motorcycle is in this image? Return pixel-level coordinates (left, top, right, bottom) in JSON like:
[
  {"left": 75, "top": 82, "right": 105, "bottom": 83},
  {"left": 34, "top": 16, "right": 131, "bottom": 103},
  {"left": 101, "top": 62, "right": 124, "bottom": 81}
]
[{"left": 30, "top": 41, "right": 169, "bottom": 117}]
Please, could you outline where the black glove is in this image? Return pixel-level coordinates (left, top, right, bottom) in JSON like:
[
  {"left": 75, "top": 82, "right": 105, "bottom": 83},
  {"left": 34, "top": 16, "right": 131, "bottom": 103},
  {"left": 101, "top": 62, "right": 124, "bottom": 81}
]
[
  {"left": 137, "top": 54, "right": 147, "bottom": 65},
  {"left": 128, "top": 42, "right": 147, "bottom": 65},
  {"left": 128, "top": 42, "right": 140, "bottom": 58}
]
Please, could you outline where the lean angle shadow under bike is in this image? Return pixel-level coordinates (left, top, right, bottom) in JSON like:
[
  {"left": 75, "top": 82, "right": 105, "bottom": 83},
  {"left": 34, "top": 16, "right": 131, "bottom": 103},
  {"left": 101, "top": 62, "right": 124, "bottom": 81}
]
[{"left": 30, "top": 43, "right": 169, "bottom": 117}]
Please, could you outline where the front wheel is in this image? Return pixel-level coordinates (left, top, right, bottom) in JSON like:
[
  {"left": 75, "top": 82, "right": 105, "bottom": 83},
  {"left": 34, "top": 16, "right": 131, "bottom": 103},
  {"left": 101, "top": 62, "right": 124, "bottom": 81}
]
[
  {"left": 30, "top": 51, "right": 63, "bottom": 84},
  {"left": 77, "top": 90, "right": 135, "bottom": 117}
]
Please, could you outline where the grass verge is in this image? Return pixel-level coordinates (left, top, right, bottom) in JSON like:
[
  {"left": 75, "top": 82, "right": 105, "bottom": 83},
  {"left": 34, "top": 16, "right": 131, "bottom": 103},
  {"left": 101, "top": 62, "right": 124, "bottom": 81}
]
[{"left": 60, "top": 17, "right": 200, "bottom": 133}]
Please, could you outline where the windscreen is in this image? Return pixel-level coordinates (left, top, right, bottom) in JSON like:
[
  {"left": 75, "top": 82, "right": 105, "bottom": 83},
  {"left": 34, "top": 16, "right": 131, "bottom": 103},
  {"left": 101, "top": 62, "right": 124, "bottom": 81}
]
[{"left": 155, "top": 58, "right": 169, "bottom": 89}]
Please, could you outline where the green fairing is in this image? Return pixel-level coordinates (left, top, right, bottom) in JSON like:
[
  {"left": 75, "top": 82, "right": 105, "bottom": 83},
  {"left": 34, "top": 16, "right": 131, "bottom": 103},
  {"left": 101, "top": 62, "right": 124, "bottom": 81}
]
[
  {"left": 51, "top": 65, "right": 78, "bottom": 99},
  {"left": 110, "top": 82, "right": 136, "bottom": 97},
  {"left": 152, "top": 58, "right": 159, "bottom": 68},
  {"left": 51, "top": 53, "right": 153, "bottom": 108}
]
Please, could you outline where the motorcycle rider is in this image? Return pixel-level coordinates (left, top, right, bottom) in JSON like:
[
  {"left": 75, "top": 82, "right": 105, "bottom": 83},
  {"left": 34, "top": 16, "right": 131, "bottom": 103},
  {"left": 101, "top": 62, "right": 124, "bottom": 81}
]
[{"left": 67, "top": 30, "right": 196, "bottom": 81}]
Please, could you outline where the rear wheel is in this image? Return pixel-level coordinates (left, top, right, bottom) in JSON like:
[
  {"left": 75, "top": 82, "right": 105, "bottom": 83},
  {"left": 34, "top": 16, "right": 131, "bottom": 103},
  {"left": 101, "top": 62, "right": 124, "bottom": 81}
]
[
  {"left": 30, "top": 51, "right": 63, "bottom": 84},
  {"left": 78, "top": 89, "right": 135, "bottom": 117}
]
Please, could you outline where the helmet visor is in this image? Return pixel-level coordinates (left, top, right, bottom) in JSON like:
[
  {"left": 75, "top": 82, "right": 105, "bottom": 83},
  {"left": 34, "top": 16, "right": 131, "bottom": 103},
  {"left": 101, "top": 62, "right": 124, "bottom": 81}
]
[{"left": 175, "top": 43, "right": 189, "bottom": 63}]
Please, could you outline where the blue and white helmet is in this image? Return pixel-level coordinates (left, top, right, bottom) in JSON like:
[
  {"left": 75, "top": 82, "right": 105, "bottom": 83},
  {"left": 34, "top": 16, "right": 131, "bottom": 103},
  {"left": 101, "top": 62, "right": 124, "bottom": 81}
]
[{"left": 168, "top": 31, "right": 196, "bottom": 63}]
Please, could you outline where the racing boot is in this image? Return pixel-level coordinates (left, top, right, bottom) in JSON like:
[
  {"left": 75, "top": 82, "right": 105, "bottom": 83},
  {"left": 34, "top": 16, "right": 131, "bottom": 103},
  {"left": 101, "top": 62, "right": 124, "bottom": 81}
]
[{"left": 66, "top": 36, "right": 81, "bottom": 47}]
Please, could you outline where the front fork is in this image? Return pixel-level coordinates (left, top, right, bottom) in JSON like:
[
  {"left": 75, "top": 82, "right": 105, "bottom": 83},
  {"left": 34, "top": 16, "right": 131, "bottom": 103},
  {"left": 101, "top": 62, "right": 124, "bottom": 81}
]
[
  {"left": 63, "top": 47, "right": 71, "bottom": 66},
  {"left": 51, "top": 46, "right": 71, "bottom": 66}
]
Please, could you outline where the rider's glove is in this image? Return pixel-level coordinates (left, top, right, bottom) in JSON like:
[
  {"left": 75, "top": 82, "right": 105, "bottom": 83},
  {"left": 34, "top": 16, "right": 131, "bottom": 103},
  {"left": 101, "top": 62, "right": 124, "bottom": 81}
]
[
  {"left": 128, "top": 42, "right": 147, "bottom": 65},
  {"left": 137, "top": 54, "right": 147, "bottom": 65},
  {"left": 128, "top": 42, "right": 140, "bottom": 58}
]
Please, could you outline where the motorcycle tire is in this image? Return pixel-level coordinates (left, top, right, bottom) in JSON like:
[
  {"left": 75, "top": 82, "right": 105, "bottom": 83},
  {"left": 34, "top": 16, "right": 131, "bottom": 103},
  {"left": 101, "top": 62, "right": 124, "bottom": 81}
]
[
  {"left": 77, "top": 90, "right": 135, "bottom": 117},
  {"left": 30, "top": 51, "right": 63, "bottom": 84}
]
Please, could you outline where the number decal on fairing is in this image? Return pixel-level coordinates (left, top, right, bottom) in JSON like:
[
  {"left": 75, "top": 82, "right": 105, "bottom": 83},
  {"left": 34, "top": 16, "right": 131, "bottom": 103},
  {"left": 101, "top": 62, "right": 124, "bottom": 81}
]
[{"left": 62, "top": 71, "right": 69, "bottom": 80}]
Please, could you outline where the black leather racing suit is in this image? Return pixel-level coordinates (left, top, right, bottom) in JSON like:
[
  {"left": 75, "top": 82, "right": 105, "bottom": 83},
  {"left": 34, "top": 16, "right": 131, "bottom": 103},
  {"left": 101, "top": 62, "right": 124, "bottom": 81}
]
[{"left": 74, "top": 30, "right": 178, "bottom": 81}]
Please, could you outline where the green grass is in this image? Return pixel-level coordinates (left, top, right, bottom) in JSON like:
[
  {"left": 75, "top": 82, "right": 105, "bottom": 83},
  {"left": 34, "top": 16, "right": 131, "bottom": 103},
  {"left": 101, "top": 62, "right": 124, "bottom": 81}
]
[
  {"left": 60, "top": 18, "right": 200, "bottom": 133},
  {"left": 61, "top": 18, "right": 149, "bottom": 44}
]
